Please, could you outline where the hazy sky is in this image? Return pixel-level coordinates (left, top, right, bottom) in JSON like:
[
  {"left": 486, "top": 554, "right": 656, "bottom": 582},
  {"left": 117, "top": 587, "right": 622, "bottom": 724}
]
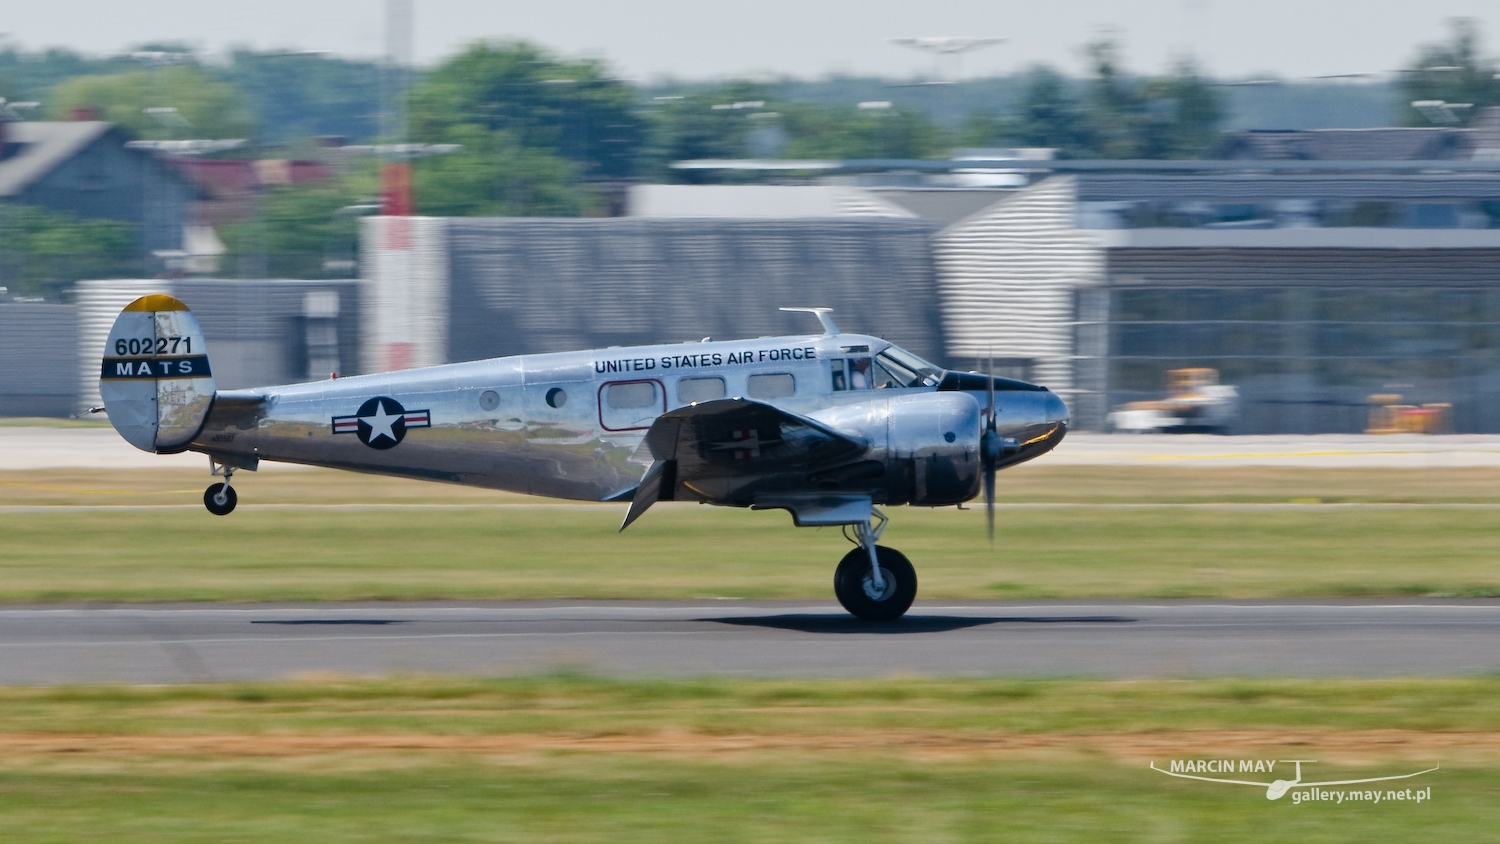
[{"left": 6, "top": 1, "right": 1500, "bottom": 80}]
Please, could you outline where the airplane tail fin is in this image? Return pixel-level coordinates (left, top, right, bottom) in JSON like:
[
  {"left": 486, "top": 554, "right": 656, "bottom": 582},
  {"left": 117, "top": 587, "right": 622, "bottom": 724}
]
[{"left": 99, "top": 294, "right": 216, "bottom": 453}]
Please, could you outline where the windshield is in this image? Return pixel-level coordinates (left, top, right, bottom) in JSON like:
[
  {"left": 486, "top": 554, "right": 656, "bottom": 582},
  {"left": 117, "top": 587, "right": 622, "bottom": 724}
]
[{"left": 874, "top": 346, "right": 944, "bottom": 389}]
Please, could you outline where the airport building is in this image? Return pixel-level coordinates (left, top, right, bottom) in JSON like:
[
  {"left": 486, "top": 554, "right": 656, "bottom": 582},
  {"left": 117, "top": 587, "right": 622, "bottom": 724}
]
[{"left": 619, "top": 119, "right": 1500, "bottom": 433}]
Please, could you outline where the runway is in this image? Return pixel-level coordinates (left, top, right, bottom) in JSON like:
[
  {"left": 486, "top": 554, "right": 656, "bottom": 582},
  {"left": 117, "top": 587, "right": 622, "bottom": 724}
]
[{"left": 2, "top": 600, "right": 1498, "bottom": 684}]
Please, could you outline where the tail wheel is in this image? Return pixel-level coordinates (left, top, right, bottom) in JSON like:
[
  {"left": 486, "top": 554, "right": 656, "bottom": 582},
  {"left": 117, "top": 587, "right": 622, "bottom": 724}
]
[
  {"left": 203, "top": 483, "right": 237, "bottom": 516},
  {"left": 833, "top": 545, "right": 917, "bottom": 622}
]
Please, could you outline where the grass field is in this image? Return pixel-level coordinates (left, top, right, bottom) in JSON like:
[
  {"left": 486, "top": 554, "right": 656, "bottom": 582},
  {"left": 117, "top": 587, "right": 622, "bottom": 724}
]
[
  {"left": 6, "top": 465, "right": 1500, "bottom": 601},
  {"left": 0, "top": 674, "right": 1490, "bottom": 842},
  {"left": 5, "top": 466, "right": 1498, "bottom": 839}
]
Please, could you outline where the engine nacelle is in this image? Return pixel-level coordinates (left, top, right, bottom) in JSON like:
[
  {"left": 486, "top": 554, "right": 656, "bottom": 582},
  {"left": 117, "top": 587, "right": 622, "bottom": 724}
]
[{"left": 809, "top": 392, "right": 982, "bottom": 506}]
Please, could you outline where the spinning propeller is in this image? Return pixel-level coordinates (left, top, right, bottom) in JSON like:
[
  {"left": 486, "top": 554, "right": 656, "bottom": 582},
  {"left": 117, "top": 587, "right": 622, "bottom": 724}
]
[{"left": 980, "top": 353, "right": 1001, "bottom": 541}]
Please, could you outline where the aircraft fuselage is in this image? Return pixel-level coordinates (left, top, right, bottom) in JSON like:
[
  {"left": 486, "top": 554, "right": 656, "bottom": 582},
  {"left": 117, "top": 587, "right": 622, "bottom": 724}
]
[{"left": 189, "top": 332, "right": 1067, "bottom": 503}]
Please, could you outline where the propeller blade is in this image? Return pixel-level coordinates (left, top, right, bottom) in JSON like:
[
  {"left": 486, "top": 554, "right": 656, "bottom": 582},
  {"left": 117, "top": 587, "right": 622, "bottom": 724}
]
[
  {"left": 984, "top": 345, "right": 997, "bottom": 542},
  {"left": 986, "top": 348, "right": 996, "bottom": 433},
  {"left": 984, "top": 462, "right": 995, "bottom": 542}
]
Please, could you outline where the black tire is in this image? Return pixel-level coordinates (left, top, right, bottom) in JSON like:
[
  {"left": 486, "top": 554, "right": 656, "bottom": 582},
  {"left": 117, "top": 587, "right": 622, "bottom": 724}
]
[
  {"left": 204, "top": 483, "right": 237, "bottom": 516},
  {"left": 833, "top": 545, "right": 917, "bottom": 622}
]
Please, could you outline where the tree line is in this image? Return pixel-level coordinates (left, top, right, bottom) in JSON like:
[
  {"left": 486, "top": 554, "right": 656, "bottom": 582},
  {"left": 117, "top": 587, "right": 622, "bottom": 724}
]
[{"left": 0, "top": 22, "right": 1496, "bottom": 293}]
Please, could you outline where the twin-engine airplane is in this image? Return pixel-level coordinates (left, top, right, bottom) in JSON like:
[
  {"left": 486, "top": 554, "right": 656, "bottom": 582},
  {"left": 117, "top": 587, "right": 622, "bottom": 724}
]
[{"left": 98, "top": 296, "right": 1067, "bottom": 621}]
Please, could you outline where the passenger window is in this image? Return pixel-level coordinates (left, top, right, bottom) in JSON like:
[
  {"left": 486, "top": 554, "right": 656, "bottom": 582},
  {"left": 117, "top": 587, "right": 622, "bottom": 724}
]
[
  {"left": 748, "top": 373, "right": 795, "bottom": 399},
  {"left": 677, "top": 376, "right": 725, "bottom": 404},
  {"left": 606, "top": 381, "right": 659, "bottom": 408}
]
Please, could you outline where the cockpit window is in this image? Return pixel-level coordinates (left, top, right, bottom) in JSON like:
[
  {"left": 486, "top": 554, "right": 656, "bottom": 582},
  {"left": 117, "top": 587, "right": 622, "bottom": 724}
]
[{"left": 874, "top": 346, "right": 943, "bottom": 389}]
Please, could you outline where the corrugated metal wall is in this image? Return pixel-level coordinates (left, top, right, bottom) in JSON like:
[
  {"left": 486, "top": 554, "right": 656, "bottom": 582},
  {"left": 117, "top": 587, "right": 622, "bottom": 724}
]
[
  {"left": 934, "top": 176, "right": 1105, "bottom": 395},
  {"left": 76, "top": 280, "right": 166, "bottom": 413},
  {"left": 0, "top": 304, "right": 78, "bottom": 417},
  {"left": 1108, "top": 249, "right": 1500, "bottom": 286},
  {"left": 1079, "top": 174, "right": 1500, "bottom": 202},
  {"left": 443, "top": 218, "right": 947, "bottom": 365}
]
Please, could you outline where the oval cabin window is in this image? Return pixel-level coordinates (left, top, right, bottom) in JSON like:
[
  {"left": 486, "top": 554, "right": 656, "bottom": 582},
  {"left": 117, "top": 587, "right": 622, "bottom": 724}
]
[
  {"left": 747, "top": 373, "right": 795, "bottom": 399},
  {"left": 606, "top": 381, "right": 659, "bottom": 409},
  {"left": 677, "top": 377, "right": 726, "bottom": 404}
]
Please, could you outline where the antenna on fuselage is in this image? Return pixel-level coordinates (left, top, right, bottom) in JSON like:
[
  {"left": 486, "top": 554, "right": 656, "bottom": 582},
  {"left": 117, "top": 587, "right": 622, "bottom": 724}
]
[{"left": 779, "top": 307, "right": 840, "bottom": 335}]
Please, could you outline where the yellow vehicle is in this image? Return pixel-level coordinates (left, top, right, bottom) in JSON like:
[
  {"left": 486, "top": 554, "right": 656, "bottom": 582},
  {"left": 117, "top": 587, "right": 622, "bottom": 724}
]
[{"left": 1366, "top": 395, "right": 1450, "bottom": 434}]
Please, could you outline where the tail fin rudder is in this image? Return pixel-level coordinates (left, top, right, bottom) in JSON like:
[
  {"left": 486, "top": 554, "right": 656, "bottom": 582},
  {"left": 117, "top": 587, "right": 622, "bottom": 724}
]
[{"left": 99, "top": 294, "right": 216, "bottom": 453}]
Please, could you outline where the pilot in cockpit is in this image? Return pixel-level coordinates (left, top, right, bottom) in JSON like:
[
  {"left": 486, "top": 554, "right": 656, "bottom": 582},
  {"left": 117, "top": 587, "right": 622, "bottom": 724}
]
[{"left": 849, "top": 358, "right": 871, "bottom": 389}]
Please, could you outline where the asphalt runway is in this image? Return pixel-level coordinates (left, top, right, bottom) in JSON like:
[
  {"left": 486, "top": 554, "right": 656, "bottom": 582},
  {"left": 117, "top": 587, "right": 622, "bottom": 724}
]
[{"left": 2, "top": 600, "right": 1498, "bottom": 684}]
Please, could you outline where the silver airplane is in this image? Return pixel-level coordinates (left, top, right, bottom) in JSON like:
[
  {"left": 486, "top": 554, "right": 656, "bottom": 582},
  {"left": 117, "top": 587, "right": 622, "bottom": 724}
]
[{"left": 97, "top": 296, "right": 1068, "bottom": 621}]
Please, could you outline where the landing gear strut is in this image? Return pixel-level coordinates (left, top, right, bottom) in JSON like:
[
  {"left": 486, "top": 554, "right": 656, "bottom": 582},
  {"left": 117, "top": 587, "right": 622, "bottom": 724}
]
[
  {"left": 204, "top": 460, "right": 237, "bottom": 516},
  {"left": 834, "top": 507, "right": 917, "bottom": 621}
]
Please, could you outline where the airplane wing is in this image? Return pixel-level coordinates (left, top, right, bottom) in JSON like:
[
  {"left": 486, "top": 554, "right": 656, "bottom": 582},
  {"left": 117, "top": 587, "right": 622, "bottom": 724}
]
[
  {"left": 621, "top": 398, "right": 868, "bottom": 530},
  {"left": 1149, "top": 763, "right": 1269, "bottom": 788},
  {"left": 1298, "top": 766, "right": 1439, "bottom": 788}
]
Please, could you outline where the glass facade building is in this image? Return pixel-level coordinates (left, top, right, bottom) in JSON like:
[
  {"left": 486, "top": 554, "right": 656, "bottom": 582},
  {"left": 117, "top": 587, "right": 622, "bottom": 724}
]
[{"left": 1081, "top": 247, "right": 1500, "bottom": 433}]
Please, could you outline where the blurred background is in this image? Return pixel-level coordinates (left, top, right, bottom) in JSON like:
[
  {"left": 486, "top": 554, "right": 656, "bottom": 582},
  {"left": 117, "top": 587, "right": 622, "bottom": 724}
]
[{"left": 4, "top": 4, "right": 1500, "bottom": 434}]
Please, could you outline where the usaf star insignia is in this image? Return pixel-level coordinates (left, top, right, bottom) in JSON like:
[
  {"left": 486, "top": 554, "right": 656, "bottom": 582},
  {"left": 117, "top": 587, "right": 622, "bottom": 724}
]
[{"left": 332, "top": 396, "right": 430, "bottom": 449}]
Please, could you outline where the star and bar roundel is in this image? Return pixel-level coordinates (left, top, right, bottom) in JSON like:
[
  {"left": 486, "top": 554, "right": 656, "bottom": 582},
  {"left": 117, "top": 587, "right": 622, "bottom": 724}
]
[{"left": 332, "top": 397, "right": 430, "bottom": 450}]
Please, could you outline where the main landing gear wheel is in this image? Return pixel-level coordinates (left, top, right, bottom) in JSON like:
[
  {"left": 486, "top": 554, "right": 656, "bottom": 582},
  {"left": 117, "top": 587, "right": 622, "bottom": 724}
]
[
  {"left": 834, "top": 545, "right": 917, "bottom": 622},
  {"left": 203, "top": 482, "right": 237, "bottom": 516}
]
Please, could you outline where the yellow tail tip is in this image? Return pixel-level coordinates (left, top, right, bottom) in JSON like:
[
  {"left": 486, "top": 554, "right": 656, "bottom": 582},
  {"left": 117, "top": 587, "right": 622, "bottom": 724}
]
[{"left": 123, "top": 294, "right": 189, "bottom": 312}]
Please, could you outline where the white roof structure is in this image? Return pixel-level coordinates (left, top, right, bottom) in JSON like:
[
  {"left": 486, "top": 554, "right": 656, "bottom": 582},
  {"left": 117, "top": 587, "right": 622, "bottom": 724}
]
[
  {"left": 628, "top": 185, "right": 914, "bottom": 219},
  {"left": 0, "top": 121, "right": 115, "bottom": 197}
]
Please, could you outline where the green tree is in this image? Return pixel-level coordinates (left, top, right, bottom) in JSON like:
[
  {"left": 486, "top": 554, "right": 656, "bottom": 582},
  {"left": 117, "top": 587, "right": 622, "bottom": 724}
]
[
  {"left": 1137, "top": 59, "right": 1225, "bottom": 158},
  {"left": 1009, "top": 66, "right": 1095, "bottom": 157},
  {"left": 996, "top": 41, "right": 1222, "bottom": 159},
  {"left": 0, "top": 205, "right": 137, "bottom": 299},
  {"left": 47, "top": 63, "right": 254, "bottom": 139},
  {"left": 780, "top": 103, "right": 944, "bottom": 160},
  {"left": 224, "top": 50, "right": 382, "bottom": 143},
  {"left": 640, "top": 81, "right": 949, "bottom": 180},
  {"left": 414, "top": 125, "right": 588, "bottom": 217},
  {"left": 405, "top": 40, "right": 642, "bottom": 215},
  {"left": 1399, "top": 18, "right": 1500, "bottom": 126},
  {"left": 0, "top": 46, "right": 124, "bottom": 103},
  {"left": 410, "top": 41, "right": 644, "bottom": 180},
  {"left": 1084, "top": 39, "right": 1146, "bottom": 158},
  {"left": 637, "top": 83, "right": 770, "bottom": 181},
  {"left": 214, "top": 164, "right": 384, "bottom": 278}
]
